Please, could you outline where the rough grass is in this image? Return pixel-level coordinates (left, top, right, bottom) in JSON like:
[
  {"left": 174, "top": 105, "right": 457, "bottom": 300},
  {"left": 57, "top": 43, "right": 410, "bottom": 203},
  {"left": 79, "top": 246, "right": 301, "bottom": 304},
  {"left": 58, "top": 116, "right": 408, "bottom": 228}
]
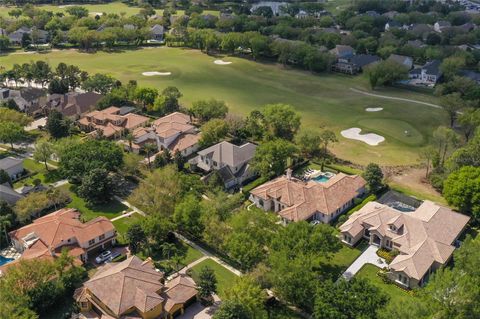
[
  {"left": 0, "top": 47, "right": 447, "bottom": 165},
  {"left": 13, "top": 158, "right": 62, "bottom": 188}
]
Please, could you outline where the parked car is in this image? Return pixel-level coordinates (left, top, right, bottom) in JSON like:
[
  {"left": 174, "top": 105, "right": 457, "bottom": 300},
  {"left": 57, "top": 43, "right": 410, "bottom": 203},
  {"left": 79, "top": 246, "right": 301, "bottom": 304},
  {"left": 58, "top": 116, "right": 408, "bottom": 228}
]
[
  {"left": 106, "top": 251, "right": 121, "bottom": 263},
  {"left": 310, "top": 220, "right": 321, "bottom": 226},
  {"left": 95, "top": 250, "right": 112, "bottom": 264}
]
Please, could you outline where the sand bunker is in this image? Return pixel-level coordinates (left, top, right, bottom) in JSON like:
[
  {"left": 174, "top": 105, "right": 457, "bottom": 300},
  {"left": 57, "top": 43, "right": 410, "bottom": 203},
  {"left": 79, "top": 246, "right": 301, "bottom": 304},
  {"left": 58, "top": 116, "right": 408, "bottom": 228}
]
[
  {"left": 142, "top": 71, "right": 171, "bottom": 76},
  {"left": 366, "top": 107, "right": 383, "bottom": 112},
  {"left": 341, "top": 128, "right": 385, "bottom": 146},
  {"left": 214, "top": 60, "right": 232, "bottom": 65},
  {"left": 91, "top": 12, "right": 103, "bottom": 16}
]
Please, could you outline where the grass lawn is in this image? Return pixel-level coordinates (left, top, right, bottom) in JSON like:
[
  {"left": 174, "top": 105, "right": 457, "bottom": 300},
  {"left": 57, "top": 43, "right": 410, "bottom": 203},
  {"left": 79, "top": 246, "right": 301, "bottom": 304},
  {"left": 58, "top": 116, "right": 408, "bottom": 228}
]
[
  {"left": 0, "top": 2, "right": 218, "bottom": 17},
  {"left": 112, "top": 212, "right": 143, "bottom": 244},
  {"left": 322, "top": 241, "right": 368, "bottom": 280},
  {"left": 59, "top": 184, "right": 129, "bottom": 221},
  {"left": 356, "top": 264, "right": 412, "bottom": 305},
  {"left": 269, "top": 303, "right": 304, "bottom": 319},
  {"left": 13, "top": 158, "right": 62, "bottom": 188},
  {"left": 190, "top": 258, "right": 238, "bottom": 299},
  {"left": 0, "top": 47, "right": 447, "bottom": 166}
]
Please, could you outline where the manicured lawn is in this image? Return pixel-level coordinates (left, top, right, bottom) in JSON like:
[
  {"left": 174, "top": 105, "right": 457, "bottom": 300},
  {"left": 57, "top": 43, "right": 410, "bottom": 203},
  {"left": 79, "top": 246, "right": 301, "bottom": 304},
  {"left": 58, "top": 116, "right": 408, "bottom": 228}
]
[
  {"left": 322, "top": 241, "right": 368, "bottom": 280},
  {"left": 13, "top": 158, "right": 62, "bottom": 188},
  {"left": 0, "top": 47, "right": 447, "bottom": 166},
  {"left": 190, "top": 258, "right": 237, "bottom": 299},
  {"left": 0, "top": 2, "right": 219, "bottom": 18},
  {"left": 112, "top": 212, "right": 143, "bottom": 243},
  {"left": 59, "top": 184, "right": 129, "bottom": 221},
  {"left": 356, "top": 264, "right": 412, "bottom": 305}
]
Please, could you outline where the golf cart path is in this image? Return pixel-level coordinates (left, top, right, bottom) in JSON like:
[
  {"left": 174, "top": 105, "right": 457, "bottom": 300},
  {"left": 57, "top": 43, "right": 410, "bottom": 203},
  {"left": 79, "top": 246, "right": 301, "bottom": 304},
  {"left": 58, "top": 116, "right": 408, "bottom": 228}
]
[{"left": 350, "top": 88, "right": 442, "bottom": 109}]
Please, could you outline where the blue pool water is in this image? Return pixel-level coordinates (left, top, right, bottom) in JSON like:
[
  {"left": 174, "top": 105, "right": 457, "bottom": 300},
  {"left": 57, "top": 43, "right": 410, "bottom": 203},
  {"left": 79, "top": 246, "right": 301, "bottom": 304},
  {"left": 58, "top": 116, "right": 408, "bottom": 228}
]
[
  {"left": 312, "top": 175, "right": 330, "bottom": 183},
  {"left": 0, "top": 255, "right": 14, "bottom": 267}
]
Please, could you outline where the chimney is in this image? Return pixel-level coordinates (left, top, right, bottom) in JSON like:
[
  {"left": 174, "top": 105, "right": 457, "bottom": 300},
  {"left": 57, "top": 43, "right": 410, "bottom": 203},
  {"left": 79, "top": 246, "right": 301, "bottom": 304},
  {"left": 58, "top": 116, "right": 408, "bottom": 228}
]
[{"left": 286, "top": 168, "right": 292, "bottom": 180}]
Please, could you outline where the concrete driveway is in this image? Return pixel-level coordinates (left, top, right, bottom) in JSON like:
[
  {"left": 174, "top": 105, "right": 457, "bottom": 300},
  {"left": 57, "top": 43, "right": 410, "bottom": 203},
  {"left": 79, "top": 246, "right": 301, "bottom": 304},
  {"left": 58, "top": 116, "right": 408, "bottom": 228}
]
[
  {"left": 176, "top": 295, "right": 220, "bottom": 319},
  {"left": 342, "top": 245, "right": 386, "bottom": 280}
]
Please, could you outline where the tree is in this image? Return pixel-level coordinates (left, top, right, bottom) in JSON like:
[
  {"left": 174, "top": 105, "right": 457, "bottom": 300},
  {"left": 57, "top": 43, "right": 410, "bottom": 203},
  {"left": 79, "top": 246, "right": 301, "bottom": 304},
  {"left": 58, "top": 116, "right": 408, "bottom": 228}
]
[
  {"left": 82, "top": 73, "right": 117, "bottom": 95},
  {"left": 296, "top": 129, "right": 321, "bottom": 158},
  {"left": 458, "top": 108, "right": 480, "bottom": 142},
  {"left": 366, "top": 60, "right": 408, "bottom": 88},
  {"left": 46, "top": 110, "right": 70, "bottom": 139},
  {"left": 33, "top": 140, "right": 54, "bottom": 171},
  {"left": 0, "top": 122, "right": 25, "bottom": 150},
  {"left": 363, "top": 163, "right": 384, "bottom": 193},
  {"left": 440, "top": 93, "right": 466, "bottom": 128},
  {"left": 0, "top": 36, "right": 10, "bottom": 53},
  {"left": 262, "top": 104, "right": 301, "bottom": 141},
  {"left": 14, "top": 191, "right": 53, "bottom": 222},
  {"left": 433, "top": 126, "right": 459, "bottom": 166},
  {"left": 143, "top": 143, "right": 157, "bottom": 170},
  {"left": 126, "top": 222, "right": 147, "bottom": 254},
  {"left": 135, "top": 87, "right": 158, "bottom": 109},
  {"left": 0, "top": 108, "right": 32, "bottom": 126},
  {"left": 314, "top": 278, "right": 388, "bottom": 319},
  {"left": 251, "top": 139, "right": 297, "bottom": 177},
  {"left": 0, "top": 169, "right": 11, "bottom": 186},
  {"left": 319, "top": 130, "right": 337, "bottom": 156},
  {"left": 66, "top": 6, "right": 89, "bottom": 18},
  {"left": 152, "top": 86, "right": 182, "bottom": 115},
  {"left": 59, "top": 139, "right": 123, "bottom": 183},
  {"left": 419, "top": 146, "right": 436, "bottom": 178},
  {"left": 199, "top": 119, "right": 229, "bottom": 147},
  {"left": 174, "top": 193, "right": 204, "bottom": 237},
  {"left": 223, "top": 276, "right": 267, "bottom": 319},
  {"left": 197, "top": 266, "right": 217, "bottom": 303},
  {"left": 213, "top": 300, "right": 250, "bottom": 319},
  {"left": 443, "top": 166, "right": 480, "bottom": 220},
  {"left": 78, "top": 168, "right": 114, "bottom": 205},
  {"left": 440, "top": 56, "right": 465, "bottom": 81},
  {"left": 128, "top": 166, "right": 184, "bottom": 217},
  {"left": 0, "top": 214, "right": 12, "bottom": 248},
  {"left": 190, "top": 99, "right": 228, "bottom": 123}
]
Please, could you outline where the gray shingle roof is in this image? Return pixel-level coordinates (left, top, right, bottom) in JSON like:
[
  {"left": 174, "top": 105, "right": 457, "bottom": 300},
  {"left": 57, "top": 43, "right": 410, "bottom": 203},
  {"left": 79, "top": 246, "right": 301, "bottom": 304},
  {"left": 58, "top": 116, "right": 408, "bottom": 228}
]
[
  {"left": 197, "top": 141, "right": 257, "bottom": 168},
  {"left": 0, "top": 157, "right": 23, "bottom": 171}
]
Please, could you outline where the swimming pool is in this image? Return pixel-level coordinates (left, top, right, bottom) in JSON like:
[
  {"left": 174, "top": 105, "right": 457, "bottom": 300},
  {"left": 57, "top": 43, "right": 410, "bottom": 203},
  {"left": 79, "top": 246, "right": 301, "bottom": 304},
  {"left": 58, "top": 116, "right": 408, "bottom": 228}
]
[
  {"left": 312, "top": 175, "right": 331, "bottom": 183},
  {"left": 0, "top": 255, "right": 14, "bottom": 267}
]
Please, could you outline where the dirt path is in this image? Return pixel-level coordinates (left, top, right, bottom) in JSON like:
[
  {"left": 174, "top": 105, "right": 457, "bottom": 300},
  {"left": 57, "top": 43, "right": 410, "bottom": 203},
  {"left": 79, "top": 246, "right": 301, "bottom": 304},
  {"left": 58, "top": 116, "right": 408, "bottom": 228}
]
[{"left": 350, "top": 88, "right": 443, "bottom": 109}]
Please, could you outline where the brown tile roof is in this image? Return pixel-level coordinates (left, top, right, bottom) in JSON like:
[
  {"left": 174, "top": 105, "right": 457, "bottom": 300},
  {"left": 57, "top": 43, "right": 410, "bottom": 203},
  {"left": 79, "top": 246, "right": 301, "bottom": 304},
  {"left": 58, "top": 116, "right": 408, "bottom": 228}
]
[
  {"left": 164, "top": 275, "right": 198, "bottom": 312},
  {"left": 152, "top": 112, "right": 195, "bottom": 139},
  {"left": 169, "top": 133, "right": 200, "bottom": 153},
  {"left": 10, "top": 208, "right": 114, "bottom": 261},
  {"left": 251, "top": 173, "right": 366, "bottom": 222},
  {"left": 79, "top": 108, "right": 149, "bottom": 137},
  {"left": 340, "top": 201, "right": 470, "bottom": 280},
  {"left": 84, "top": 256, "right": 165, "bottom": 316}
]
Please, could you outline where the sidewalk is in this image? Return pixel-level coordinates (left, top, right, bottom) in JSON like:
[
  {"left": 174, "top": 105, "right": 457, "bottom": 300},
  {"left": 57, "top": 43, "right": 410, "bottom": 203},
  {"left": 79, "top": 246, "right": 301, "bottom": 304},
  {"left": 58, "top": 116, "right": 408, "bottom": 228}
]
[
  {"left": 114, "top": 195, "right": 146, "bottom": 217},
  {"left": 342, "top": 245, "right": 386, "bottom": 280}
]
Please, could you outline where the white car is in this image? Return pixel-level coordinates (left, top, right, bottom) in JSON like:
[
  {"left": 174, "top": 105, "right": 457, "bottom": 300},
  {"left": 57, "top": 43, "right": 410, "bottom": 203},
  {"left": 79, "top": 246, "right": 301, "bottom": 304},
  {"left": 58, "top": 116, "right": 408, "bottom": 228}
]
[
  {"left": 95, "top": 250, "right": 112, "bottom": 264},
  {"left": 310, "top": 220, "right": 321, "bottom": 226}
]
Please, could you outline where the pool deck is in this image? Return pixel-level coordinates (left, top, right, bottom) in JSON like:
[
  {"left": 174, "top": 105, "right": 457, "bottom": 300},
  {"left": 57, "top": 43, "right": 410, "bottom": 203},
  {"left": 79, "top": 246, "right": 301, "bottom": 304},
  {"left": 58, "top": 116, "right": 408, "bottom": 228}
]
[{"left": 0, "top": 246, "right": 21, "bottom": 260}]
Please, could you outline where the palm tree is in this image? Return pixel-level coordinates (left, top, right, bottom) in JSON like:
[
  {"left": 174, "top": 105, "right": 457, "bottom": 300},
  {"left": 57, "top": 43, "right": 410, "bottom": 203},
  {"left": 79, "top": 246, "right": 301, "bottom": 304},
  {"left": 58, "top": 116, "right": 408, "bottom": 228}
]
[
  {"left": 143, "top": 143, "right": 157, "bottom": 170},
  {"left": 0, "top": 215, "right": 12, "bottom": 248},
  {"left": 161, "top": 243, "right": 177, "bottom": 260},
  {"left": 125, "top": 133, "right": 134, "bottom": 152}
]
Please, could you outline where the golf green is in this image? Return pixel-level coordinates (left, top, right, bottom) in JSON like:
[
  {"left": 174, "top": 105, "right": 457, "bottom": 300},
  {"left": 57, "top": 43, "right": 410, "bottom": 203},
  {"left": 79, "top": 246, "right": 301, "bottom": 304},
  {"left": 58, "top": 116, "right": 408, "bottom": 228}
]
[{"left": 0, "top": 47, "right": 447, "bottom": 165}]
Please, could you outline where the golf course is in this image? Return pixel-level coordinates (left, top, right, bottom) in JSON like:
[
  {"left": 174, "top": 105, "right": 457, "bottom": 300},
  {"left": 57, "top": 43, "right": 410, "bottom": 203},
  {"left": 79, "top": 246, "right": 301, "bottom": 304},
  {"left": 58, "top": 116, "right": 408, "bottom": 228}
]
[{"left": 0, "top": 47, "right": 447, "bottom": 165}]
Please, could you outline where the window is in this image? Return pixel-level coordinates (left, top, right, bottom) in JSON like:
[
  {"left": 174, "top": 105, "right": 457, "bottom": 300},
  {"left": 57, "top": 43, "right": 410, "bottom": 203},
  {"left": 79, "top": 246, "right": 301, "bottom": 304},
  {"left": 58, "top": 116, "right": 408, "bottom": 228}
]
[
  {"left": 99, "top": 234, "right": 105, "bottom": 240},
  {"left": 81, "top": 302, "right": 89, "bottom": 309},
  {"left": 213, "top": 161, "right": 218, "bottom": 166},
  {"left": 88, "top": 239, "right": 95, "bottom": 246}
]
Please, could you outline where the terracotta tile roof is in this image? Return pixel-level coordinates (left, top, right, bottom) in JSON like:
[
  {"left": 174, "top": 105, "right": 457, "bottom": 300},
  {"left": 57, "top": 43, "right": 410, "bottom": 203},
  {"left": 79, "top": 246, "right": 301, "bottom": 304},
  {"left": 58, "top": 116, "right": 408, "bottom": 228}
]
[
  {"left": 79, "top": 108, "right": 149, "bottom": 137},
  {"left": 169, "top": 133, "right": 200, "bottom": 153},
  {"left": 251, "top": 173, "right": 366, "bottom": 221},
  {"left": 84, "top": 256, "right": 165, "bottom": 316},
  {"left": 340, "top": 201, "right": 470, "bottom": 280},
  {"left": 10, "top": 208, "right": 115, "bottom": 262}
]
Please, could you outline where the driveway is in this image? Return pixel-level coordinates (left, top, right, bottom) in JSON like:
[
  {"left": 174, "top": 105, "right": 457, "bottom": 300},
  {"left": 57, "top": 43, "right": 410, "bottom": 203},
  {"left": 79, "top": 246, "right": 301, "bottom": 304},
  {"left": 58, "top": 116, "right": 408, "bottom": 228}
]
[
  {"left": 342, "top": 245, "right": 386, "bottom": 280},
  {"left": 176, "top": 297, "right": 220, "bottom": 319}
]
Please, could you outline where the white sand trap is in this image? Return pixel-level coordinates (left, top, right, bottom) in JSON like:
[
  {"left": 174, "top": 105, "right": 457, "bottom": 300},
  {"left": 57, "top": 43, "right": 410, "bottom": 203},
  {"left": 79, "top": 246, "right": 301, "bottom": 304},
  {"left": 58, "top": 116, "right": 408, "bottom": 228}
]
[
  {"left": 366, "top": 107, "right": 383, "bottom": 112},
  {"left": 214, "top": 59, "right": 232, "bottom": 65},
  {"left": 91, "top": 12, "right": 103, "bottom": 16},
  {"left": 142, "top": 71, "right": 171, "bottom": 76},
  {"left": 58, "top": 5, "right": 73, "bottom": 8},
  {"left": 341, "top": 128, "right": 385, "bottom": 146}
]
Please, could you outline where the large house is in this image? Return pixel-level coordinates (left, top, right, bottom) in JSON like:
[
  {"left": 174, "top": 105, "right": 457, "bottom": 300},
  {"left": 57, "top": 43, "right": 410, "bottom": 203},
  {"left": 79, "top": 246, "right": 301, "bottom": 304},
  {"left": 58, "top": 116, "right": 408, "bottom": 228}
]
[
  {"left": 150, "top": 24, "right": 165, "bottom": 41},
  {"left": 41, "top": 92, "right": 104, "bottom": 118},
  {"left": 74, "top": 256, "right": 198, "bottom": 319},
  {"left": 409, "top": 60, "right": 443, "bottom": 86},
  {"left": 8, "top": 27, "right": 49, "bottom": 45},
  {"left": 0, "top": 157, "right": 24, "bottom": 181},
  {"left": 250, "top": 170, "right": 366, "bottom": 223},
  {"left": 339, "top": 201, "right": 469, "bottom": 289},
  {"left": 2, "top": 87, "right": 46, "bottom": 114},
  {"left": 332, "top": 54, "right": 381, "bottom": 75},
  {"left": 8, "top": 208, "right": 116, "bottom": 265},
  {"left": 191, "top": 141, "right": 257, "bottom": 189},
  {"left": 128, "top": 112, "right": 200, "bottom": 157},
  {"left": 387, "top": 54, "right": 414, "bottom": 70},
  {"left": 79, "top": 106, "right": 150, "bottom": 139}
]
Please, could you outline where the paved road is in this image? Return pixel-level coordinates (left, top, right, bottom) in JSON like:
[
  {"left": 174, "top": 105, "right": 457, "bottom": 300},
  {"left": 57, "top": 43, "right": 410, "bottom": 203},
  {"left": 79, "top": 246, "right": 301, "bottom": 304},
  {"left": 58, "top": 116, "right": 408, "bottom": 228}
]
[
  {"left": 350, "top": 88, "right": 443, "bottom": 109},
  {"left": 342, "top": 245, "right": 386, "bottom": 280}
]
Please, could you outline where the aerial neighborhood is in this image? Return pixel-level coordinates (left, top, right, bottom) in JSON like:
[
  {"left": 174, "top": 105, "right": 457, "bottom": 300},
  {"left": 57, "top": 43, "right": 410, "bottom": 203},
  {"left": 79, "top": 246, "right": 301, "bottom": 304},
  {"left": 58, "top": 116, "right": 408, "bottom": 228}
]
[{"left": 0, "top": 0, "right": 480, "bottom": 319}]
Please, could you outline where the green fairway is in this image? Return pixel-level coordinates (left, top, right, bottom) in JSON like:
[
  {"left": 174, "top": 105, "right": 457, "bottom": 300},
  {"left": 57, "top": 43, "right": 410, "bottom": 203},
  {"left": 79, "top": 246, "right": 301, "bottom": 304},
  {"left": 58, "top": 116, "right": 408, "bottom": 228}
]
[
  {"left": 0, "top": 2, "right": 218, "bottom": 17},
  {"left": 0, "top": 47, "right": 447, "bottom": 165}
]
